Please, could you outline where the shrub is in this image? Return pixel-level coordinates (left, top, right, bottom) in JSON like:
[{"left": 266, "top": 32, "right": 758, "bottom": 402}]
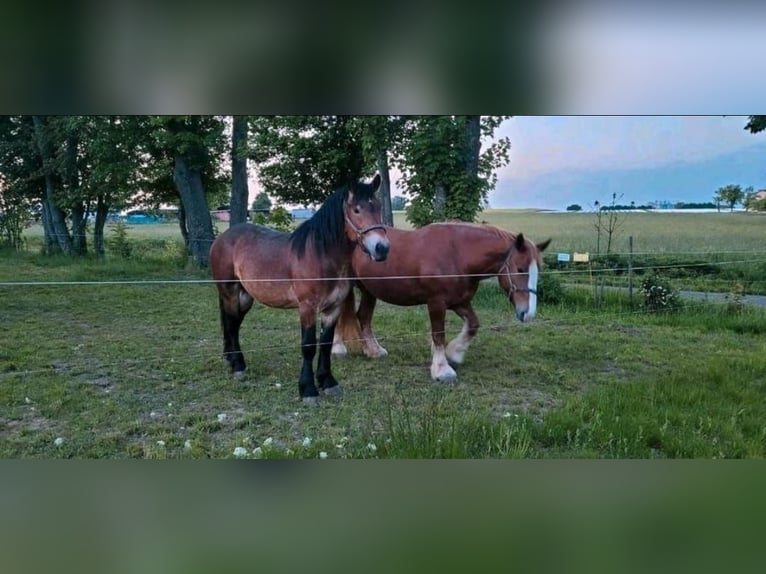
[
  {"left": 640, "top": 274, "right": 681, "bottom": 313},
  {"left": 538, "top": 272, "right": 564, "bottom": 304},
  {"left": 107, "top": 222, "right": 132, "bottom": 258}
]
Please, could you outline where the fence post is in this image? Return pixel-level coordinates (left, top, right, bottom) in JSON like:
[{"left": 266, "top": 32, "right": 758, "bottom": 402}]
[{"left": 628, "top": 235, "right": 634, "bottom": 308}]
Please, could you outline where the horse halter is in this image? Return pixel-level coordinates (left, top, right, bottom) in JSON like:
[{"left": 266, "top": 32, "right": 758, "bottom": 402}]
[
  {"left": 344, "top": 208, "right": 387, "bottom": 241},
  {"left": 500, "top": 245, "right": 537, "bottom": 299}
]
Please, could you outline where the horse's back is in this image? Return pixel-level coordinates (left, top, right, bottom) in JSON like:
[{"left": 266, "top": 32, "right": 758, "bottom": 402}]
[{"left": 210, "top": 223, "right": 290, "bottom": 281}]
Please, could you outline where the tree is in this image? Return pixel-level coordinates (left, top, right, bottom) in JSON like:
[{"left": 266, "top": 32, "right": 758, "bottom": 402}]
[
  {"left": 395, "top": 116, "right": 510, "bottom": 227},
  {"left": 714, "top": 184, "right": 745, "bottom": 212},
  {"left": 147, "top": 116, "right": 227, "bottom": 266},
  {"left": 229, "top": 115, "right": 249, "bottom": 226},
  {"left": 566, "top": 204, "right": 582, "bottom": 212},
  {"left": 252, "top": 192, "right": 272, "bottom": 213},
  {"left": 248, "top": 116, "right": 369, "bottom": 206},
  {"left": 391, "top": 196, "right": 407, "bottom": 210},
  {"left": 745, "top": 116, "right": 766, "bottom": 133},
  {"left": 592, "top": 193, "right": 627, "bottom": 256},
  {"left": 744, "top": 189, "right": 766, "bottom": 211}
]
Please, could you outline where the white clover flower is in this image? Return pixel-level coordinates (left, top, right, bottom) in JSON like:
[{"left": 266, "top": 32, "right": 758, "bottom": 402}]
[
  {"left": 156, "top": 440, "right": 166, "bottom": 447},
  {"left": 217, "top": 413, "right": 227, "bottom": 422},
  {"left": 184, "top": 440, "right": 192, "bottom": 450},
  {"left": 263, "top": 437, "right": 274, "bottom": 447},
  {"left": 25, "top": 397, "right": 32, "bottom": 404},
  {"left": 503, "top": 412, "right": 512, "bottom": 418},
  {"left": 233, "top": 447, "right": 248, "bottom": 458},
  {"left": 302, "top": 437, "right": 312, "bottom": 447},
  {"left": 367, "top": 443, "right": 377, "bottom": 452},
  {"left": 149, "top": 411, "right": 159, "bottom": 418},
  {"left": 275, "top": 383, "right": 282, "bottom": 389},
  {"left": 53, "top": 437, "right": 65, "bottom": 447},
  {"left": 319, "top": 451, "right": 328, "bottom": 459}
]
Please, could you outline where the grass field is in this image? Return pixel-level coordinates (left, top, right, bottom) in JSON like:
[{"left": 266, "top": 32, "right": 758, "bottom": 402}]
[{"left": 2, "top": 212, "right": 765, "bottom": 458}]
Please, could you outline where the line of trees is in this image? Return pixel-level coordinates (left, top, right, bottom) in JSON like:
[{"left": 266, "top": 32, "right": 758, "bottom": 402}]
[{"left": 0, "top": 115, "right": 511, "bottom": 264}]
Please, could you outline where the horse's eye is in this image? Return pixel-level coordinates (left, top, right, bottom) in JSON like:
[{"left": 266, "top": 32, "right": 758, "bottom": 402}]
[{"left": 354, "top": 206, "right": 361, "bottom": 214}]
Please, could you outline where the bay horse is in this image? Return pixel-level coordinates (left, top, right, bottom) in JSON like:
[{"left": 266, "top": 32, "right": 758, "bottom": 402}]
[
  {"left": 332, "top": 222, "right": 550, "bottom": 383},
  {"left": 209, "top": 174, "right": 390, "bottom": 404}
]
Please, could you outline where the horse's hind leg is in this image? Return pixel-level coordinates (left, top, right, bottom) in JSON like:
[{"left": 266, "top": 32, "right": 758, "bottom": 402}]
[
  {"left": 428, "top": 301, "right": 457, "bottom": 383},
  {"left": 218, "top": 283, "right": 253, "bottom": 377},
  {"left": 357, "top": 286, "right": 388, "bottom": 358},
  {"left": 446, "top": 303, "right": 480, "bottom": 366}
]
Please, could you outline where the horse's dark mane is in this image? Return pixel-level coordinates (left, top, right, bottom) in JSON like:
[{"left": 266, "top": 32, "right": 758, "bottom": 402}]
[{"left": 290, "top": 179, "right": 377, "bottom": 259}]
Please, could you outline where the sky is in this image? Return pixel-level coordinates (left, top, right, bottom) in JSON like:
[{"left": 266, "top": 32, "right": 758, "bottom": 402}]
[{"left": 489, "top": 116, "right": 766, "bottom": 210}]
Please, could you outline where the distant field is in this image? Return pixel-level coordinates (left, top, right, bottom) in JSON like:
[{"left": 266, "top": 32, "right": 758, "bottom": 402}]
[
  {"left": 395, "top": 210, "right": 766, "bottom": 255},
  {"left": 22, "top": 210, "right": 765, "bottom": 256}
]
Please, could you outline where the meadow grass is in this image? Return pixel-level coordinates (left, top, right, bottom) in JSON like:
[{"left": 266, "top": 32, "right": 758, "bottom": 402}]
[{"left": 2, "top": 239, "right": 764, "bottom": 459}]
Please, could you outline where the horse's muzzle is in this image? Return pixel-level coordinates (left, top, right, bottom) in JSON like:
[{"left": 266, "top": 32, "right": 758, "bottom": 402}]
[
  {"left": 372, "top": 241, "right": 389, "bottom": 261},
  {"left": 362, "top": 234, "right": 390, "bottom": 262}
]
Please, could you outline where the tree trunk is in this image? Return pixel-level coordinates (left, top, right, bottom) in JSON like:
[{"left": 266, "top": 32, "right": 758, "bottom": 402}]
[
  {"left": 177, "top": 202, "right": 189, "bottom": 248},
  {"left": 40, "top": 200, "right": 61, "bottom": 255},
  {"left": 93, "top": 194, "right": 109, "bottom": 257},
  {"left": 229, "top": 115, "right": 249, "bottom": 226},
  {"left": 376, "top": 148, "right": 393, "bottom": 226},
  {"left": 434, "top": 183, "right": 447, "bottom": 221},
  {"left": 32, "top": 115, "right": 73, "bottom": 255},
  {"left": 464, "top": 115, "right": 481, "bottom": 179},
  {"left": 173, "top": 154, "right": 215, "bottom": 267},
  {"left": 65, "top": 132, "right": 88, "bottom": 255},
  {"left": 70, "top": 202, "right": 88, "bottom": 255}
]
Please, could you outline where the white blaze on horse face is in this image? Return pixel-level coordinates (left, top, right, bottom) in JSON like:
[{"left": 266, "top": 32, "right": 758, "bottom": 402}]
[
  {"left": 525, "top": 260, "right": 539, "bottom": 321},
  {"left": 362, "top": 230, "right": 390, "bottom": 262}
]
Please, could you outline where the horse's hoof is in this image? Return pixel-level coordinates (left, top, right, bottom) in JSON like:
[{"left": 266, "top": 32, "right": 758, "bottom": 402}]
[
  {"left": 233, "top": 370, "right": 247, "bottom": 380},
  {"left": 434, "top": 372, "right": 458, "bottom": 384},
  {"left": 331, "top": 343, "right": 348, "bottom": 358},
  {"left": 302, "top": 396, "right": 320, "bottom": 407},
  {"left": 322, "top": 385, "right": 344, "bottom": 398}
]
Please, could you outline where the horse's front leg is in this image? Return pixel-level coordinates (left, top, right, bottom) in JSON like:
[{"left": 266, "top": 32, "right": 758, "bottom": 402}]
[
  {"left": 428, "top": 301, "right": 457, "bottom": 383},
  {"left": 298, "top": 304, "right": 321, "bottom": 405},
  {"left": 446, "top": 303, "right": 480, "bottom": 367},
  {"left": 316, "top": 306, "right": 343, "bottom": 398},
  {"left": 357, "top": 285, "right": 387, "bottom": 358}
]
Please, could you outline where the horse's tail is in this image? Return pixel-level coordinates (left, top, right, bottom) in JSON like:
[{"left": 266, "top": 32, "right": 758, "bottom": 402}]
[{"left": 334, "top": 286, "right": 363, "bottom": 355}]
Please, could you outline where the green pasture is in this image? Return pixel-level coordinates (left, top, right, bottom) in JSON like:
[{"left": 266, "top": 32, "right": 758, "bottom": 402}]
[{"left": 1, "top": 212, "right": 765, "bottom": 458}]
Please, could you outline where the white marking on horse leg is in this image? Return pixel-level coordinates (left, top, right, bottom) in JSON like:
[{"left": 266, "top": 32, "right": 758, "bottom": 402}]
[
  {"left": 331, "top": 329, "right": 348, "bottom": 357},
  {"left": 430, "top": 343, "right": 457, "bottom": 383},
  {"left": 526, "top": 261, "right": 539, "bottom": 321},
  {"left": 446, "top": 318, "right": 471, "bottom": 365},
  {"left": 362, "top": 335, "right": 388, "bottom": 358}
]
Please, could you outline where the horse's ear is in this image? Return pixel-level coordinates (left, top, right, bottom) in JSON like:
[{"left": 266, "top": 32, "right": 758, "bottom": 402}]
[
  {"left": 371, "top": 173, "right": 381, "bottom": 192},
  {"left": 514, "top": 233, "right": 526, "bottom": 251},
  {"left": 346, "top": 189, "right": 355, "bottom": 204},
  {"left": 536, "top": 238, "right": 552, "bottom": 252}
]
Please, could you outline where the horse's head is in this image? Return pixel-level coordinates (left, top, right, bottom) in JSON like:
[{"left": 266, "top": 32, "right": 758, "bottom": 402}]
[
  {"left": 344, "top": 173, "right": 390, "bottom": 262},
  {"left": 498, "top": 233, "right": 551, "bottom": 323}
]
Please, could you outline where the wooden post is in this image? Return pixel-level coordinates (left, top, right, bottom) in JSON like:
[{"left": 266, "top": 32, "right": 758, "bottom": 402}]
[{"left": 628, "top": 236, "right": 634, "bottom": 308}]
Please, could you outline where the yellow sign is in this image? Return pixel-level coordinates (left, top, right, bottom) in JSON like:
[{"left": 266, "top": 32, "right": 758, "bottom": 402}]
[{"left": 573, "top": 252, "right": 590, "bottom": 263}]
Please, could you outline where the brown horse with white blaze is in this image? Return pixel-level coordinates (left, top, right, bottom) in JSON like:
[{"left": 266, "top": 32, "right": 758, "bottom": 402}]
[
  {"left": 332, "top": 222, "right": 550, "bottom": 383},
  {"left": 209, "top": 174, "right": 390, "bottom": 404}
]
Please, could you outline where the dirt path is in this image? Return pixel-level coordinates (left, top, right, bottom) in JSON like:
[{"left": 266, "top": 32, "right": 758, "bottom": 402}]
[{"left": 565, "top": 285, "right": 766, "bottom": 307}]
